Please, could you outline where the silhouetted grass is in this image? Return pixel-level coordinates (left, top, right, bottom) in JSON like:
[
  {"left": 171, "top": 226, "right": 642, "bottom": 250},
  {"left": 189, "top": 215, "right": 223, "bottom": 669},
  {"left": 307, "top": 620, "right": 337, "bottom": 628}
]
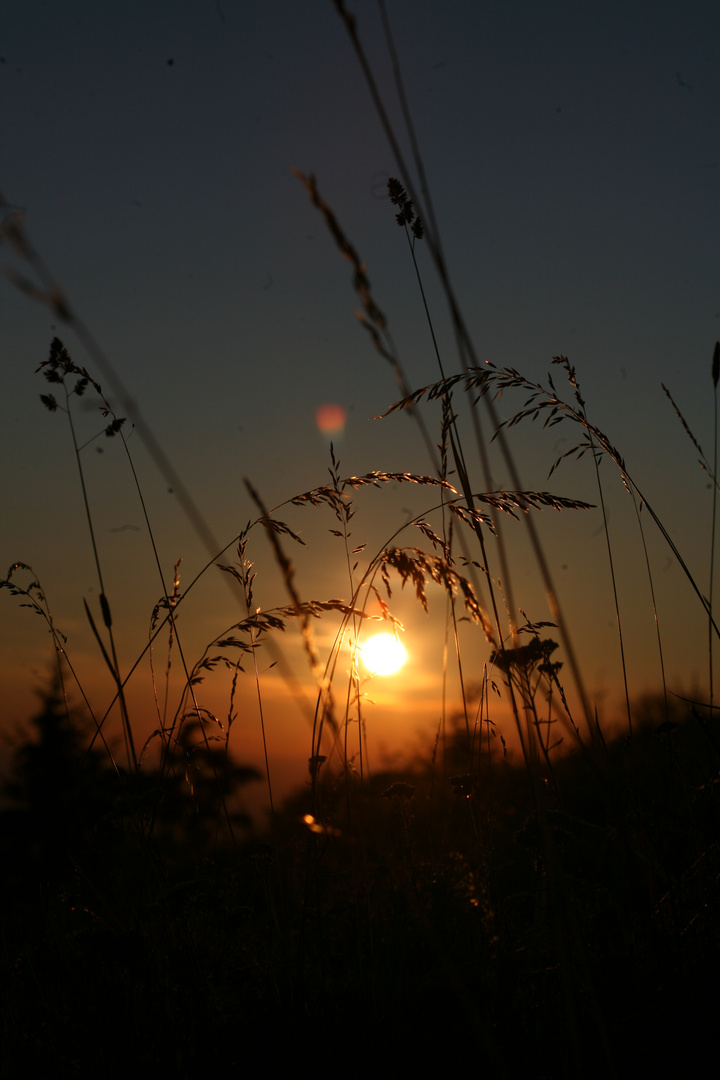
[{"left": 3, "top": 5, "right": 720, "bottom": 1075}]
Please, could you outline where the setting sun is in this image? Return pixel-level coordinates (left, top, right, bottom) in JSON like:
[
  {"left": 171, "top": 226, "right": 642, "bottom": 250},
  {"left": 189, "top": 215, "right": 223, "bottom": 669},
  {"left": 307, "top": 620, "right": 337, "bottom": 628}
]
[{"left": 358, "top": 633, "right": 408, "bottom": 676}]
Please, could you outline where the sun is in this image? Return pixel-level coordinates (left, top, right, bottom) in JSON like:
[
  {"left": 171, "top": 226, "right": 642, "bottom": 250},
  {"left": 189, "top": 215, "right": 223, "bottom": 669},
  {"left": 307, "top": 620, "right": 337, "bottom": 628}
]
[{"left": 358, "top": 632, "right": 407, "bottom": 676}]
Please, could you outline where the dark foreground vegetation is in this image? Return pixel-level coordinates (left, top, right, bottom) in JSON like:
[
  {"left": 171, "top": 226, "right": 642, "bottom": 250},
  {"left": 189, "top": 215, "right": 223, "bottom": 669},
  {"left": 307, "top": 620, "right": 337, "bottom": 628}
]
[{"left": 2, "top": 683, "right": 719, "bottom": 1078}]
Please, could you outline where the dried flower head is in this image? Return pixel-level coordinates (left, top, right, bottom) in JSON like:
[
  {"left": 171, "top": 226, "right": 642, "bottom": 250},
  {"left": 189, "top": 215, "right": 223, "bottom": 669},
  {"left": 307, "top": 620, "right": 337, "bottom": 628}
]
[
  {"left": 382, "top": 781, "right": 416, "bottom": 802},
  {"left": 387, "top": 177, "right": 423, "bottom": 237}
]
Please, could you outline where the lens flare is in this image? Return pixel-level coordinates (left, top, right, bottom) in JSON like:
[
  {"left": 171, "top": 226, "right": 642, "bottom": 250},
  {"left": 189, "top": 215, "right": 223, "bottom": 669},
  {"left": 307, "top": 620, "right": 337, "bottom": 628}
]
[
  {"left": 359, "top": 633, "right": 407, "bottom": 676},
  {"left": 316, "top": 402, "right": 347, "bottom": 439}
]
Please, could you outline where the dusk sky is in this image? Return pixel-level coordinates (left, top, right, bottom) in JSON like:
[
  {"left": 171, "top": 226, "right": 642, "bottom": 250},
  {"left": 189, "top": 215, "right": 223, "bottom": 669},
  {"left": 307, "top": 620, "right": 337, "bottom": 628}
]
[{"left": 2, "top": 0, "right": 719, "bottom": 805}]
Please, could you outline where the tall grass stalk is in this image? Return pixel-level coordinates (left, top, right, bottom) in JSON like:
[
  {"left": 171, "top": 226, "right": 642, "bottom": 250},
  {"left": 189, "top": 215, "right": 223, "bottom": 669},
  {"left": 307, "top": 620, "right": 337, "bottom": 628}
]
[
  {"left": 662, "top": 345, "right": 720, "bottom": 679},
  {"left": 333, "top": 0, "right": 598, "bottom": 740},
  {"left": 710, "top": 341, "right": 719, "bottom": 707},
  {"left": 37, "top": 340, "right": 137, "bottom": 770}
]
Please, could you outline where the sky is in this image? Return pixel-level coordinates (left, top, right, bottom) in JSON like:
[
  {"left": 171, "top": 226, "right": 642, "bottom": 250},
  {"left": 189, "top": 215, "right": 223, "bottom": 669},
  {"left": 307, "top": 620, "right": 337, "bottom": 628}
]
[{"left": 2, "top": 0, "right": 719, "bottom": 809}]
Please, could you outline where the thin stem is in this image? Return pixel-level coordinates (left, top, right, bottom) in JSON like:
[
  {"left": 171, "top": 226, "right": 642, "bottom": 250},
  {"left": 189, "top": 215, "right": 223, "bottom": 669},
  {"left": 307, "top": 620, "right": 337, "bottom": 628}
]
[
  {"left": 710, "top": 345, "right": 719, "bottom": 708},
  {"left": 631, "top": 497, "right": 669, "bottom": 723},
  {"left": 588, "top": 446, "right": 633, "bottom": 736},
  {"left": 64, "top": 386, "right": 137, "bottom": 770}
]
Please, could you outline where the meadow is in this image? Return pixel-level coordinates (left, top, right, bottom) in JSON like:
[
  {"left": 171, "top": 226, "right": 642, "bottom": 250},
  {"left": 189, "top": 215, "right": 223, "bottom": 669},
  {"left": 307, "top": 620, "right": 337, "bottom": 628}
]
[{"left": 2, "top": 6, "right": 720, "bottom": 1076}]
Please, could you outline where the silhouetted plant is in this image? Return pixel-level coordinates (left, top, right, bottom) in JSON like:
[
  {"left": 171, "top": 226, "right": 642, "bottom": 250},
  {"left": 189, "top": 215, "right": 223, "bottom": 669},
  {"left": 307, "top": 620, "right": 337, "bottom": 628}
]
[{"left": 3, "top": 5, "right": 720, "bottom": 1074}]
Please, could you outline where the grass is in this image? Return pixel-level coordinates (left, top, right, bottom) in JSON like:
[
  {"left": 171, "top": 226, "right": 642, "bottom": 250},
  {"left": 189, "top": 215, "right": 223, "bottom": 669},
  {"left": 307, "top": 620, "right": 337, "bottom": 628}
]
[{"left": 2, "top": 6, "right": 720, "bottom": 1076}]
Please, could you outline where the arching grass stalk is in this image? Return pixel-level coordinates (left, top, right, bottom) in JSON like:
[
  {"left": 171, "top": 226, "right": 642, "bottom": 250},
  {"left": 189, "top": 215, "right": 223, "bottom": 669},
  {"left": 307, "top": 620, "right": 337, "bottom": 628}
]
[
  {"left": 73, "top": 456, "right": 589, "bottom": 809},
  {"left": 3, "top": 211, "right": 259, "bottom": 820},
  {"left": 247, "top": 444, "right": 369, "bottom": 816},
  {"left": 84, "top": 517, "right": 279, "bottom": 752},
  {"left": 288, "top": 477, "right": 592, "bottom": 804},
  {"left": 487, "top": 357, "right": 720, "bottom": 644},
  {"left": 384, "top": 359, "right": 720, "bottom": 645},
  {"left": 2, "top": 187, "right": 283, "bottom": 833},
  {"left": 291, "top": 168, "right": 441, "bottom": 475},
  {"left": 1, "top": 199, "right": 314, "bottom": 735},
  {"left": 38, "top": 340, "right": 248, "bottom": 846},
  {"left": 385, "top": 178, "right": 512, "bottom": 653},
  {"left": 551, "top": 357, "right": 634, "bottom": 736},
  {"left": 334, "top": 0, "right": 596, "bottom": 741},
  {"left": 239, "top": 475, "right": 508, "bottom": 805},
  {"left": 295, "top": 168, "right": 538, "bottom": 781},
  {"left": 244, "top": 479, "right": 342, "bottom": 777},
  {"left": 293, "top": 169, "right": 506, "bottom": 768},
  {"left": 148, "top": 558, "right": 182, "bottom": 732},
  {"left": 289, "top": 472, "right": 459, "bottom": 806},
  {"left": 218, "top": 521, "right": 276, "bottom": 818},
  {"left": 0, "top": 200, "right": 220, "bottom": 561},
  {"left": 384, "top": 179, "right": 570, "bottom": 783},
  {"left": 316, "top": 179, "right": 539, "bottom": 838},
  {"left": 325, "top": 444, "right": 371, "bottom": 794},
  {"left": 663, "top": 344, "right": 720, "bottom": 708},
  {"left": 37, "top": 341, "right": 136, "bottom": 770}
]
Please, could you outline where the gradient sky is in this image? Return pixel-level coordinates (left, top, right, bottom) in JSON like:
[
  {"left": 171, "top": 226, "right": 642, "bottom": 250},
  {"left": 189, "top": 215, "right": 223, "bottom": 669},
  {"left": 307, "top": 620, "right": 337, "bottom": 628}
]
[{"left": 2, "top": 0, "right": 719, "bottom": 806}]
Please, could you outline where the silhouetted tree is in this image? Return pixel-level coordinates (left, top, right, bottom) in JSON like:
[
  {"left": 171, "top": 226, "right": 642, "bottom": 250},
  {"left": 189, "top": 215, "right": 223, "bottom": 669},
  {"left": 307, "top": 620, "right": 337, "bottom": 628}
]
[{"left": 0, "top": 672, "right": 131, "bottom": 900}]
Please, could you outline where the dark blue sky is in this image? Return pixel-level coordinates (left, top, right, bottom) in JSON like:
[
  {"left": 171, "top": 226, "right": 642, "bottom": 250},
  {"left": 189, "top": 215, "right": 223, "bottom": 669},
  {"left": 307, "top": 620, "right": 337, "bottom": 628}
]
[{"left": 2, "top": 1, "right": 719, "bottom": 785}]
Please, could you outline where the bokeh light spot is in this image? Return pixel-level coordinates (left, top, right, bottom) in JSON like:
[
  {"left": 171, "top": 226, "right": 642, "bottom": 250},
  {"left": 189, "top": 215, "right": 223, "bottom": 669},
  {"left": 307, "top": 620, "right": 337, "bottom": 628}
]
[{"left": 316, "top": 402, "right": 347, "bottom": 439}]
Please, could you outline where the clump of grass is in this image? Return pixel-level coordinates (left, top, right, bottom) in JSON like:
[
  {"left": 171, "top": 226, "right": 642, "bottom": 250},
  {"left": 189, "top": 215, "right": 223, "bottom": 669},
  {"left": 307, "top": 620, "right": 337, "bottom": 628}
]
[{"left": 3, "top": 6, "right": 720, "bottom": 1073}]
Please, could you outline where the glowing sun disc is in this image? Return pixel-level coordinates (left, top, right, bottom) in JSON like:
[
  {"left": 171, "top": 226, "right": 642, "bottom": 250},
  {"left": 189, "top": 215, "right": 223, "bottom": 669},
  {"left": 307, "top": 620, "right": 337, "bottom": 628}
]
[{"left": 359, "top": 633, "right": 407, "bottom": 676}]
